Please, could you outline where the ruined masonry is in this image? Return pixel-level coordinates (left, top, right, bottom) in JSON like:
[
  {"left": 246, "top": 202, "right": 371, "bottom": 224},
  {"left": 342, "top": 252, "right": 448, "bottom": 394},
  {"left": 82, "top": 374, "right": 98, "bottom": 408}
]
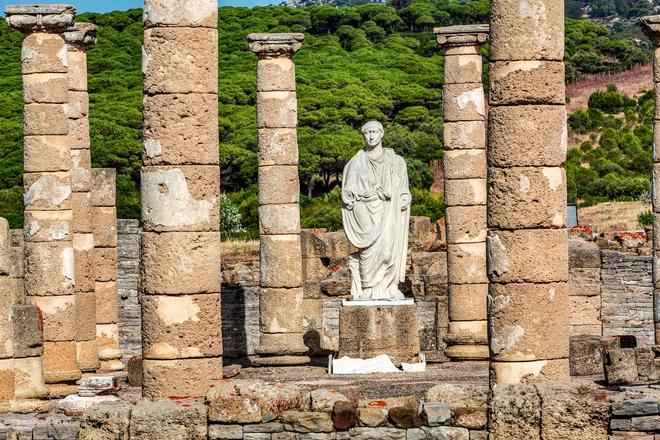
[
  {"left": 140, "top": 0, "right": 223, "bottom": 398},
  {"left": 641, "top": 15, "right": 660, "bottom": 345},
  {"left": 249, "top": 33, "right": 309, "bottom": 365},
  {"left": 435, "top": 24, "right": 489, "bottom": 362},
  {"left": 486, "top": 0, "right": 570, "bottom": 384}
]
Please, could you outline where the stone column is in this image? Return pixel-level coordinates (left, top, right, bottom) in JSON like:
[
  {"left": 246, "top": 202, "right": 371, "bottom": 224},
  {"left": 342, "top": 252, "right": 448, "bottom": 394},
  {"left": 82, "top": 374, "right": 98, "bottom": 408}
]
[
  {"left": 6, "top": 4, "right": 82, "bottom": 390},
  {"left": 487, "top": 0, "right": 569, "bottom": 384},
  {"left": 64, "top": 22, "right": 99, "bottom": 373},
  {"left": 435, "top": 25, "right": 489, "bottom": 362},
  {"left": 641, "top": 16, "right": 660, "bottom": 345},
  {"left": 91, "top": 169, "right": 123, "bottom": 373},
  {"left": 248, "top": 33, "right": 309, "bottom": 366},
  {"left": 141, "top": 0, "right": 222, "bottom": 398},
  {"left": 0, "top": 219, "right": 18, "bottom": 411}
]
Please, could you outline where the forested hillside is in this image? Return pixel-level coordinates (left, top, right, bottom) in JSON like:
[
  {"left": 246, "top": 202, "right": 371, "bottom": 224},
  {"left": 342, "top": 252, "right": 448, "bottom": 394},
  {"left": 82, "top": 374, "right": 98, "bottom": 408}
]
[{"left": 0, "top": 2, "right": 653, "bottom": 236}]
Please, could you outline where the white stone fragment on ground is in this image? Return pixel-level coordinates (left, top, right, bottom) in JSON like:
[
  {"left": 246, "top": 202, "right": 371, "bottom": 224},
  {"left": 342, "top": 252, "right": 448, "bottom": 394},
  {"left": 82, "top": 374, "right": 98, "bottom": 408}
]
[
  {"left": 78, "top": 375, "right": 120, "bottom": 397},
  {"left": 401, "top": 354, "right": 426, "bottom": 372},
  {"left": 332, "top": 354, "right": 400, "bottom": 375},
  {"left": 57, "top": 395, "right": 120, "bottom": 416}
]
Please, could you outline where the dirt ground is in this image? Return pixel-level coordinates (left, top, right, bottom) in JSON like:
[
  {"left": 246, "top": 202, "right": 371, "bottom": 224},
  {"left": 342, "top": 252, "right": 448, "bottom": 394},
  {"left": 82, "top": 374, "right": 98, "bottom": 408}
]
[{"left": 578, "top": 201, "right": 651, "bottom": 233}]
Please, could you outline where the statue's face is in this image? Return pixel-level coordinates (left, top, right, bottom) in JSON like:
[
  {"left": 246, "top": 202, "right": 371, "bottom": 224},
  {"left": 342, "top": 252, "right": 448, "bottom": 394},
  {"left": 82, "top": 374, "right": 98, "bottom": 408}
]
[{"left": 362, "top": 127, "right": 383, "bottom": 149}]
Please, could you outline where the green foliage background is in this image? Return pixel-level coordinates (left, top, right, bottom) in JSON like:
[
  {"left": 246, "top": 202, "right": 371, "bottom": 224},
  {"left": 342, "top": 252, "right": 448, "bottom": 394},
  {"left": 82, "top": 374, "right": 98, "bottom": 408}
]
[{"left": 0, "top": 2, "right": 652, "bottom": 236}]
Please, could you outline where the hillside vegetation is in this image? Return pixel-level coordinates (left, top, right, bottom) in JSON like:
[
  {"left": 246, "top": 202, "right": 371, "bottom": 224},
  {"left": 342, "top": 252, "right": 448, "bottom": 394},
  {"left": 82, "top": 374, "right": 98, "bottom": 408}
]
[{"left": 0, "top": 2, "right": 653, "bottom": 236}]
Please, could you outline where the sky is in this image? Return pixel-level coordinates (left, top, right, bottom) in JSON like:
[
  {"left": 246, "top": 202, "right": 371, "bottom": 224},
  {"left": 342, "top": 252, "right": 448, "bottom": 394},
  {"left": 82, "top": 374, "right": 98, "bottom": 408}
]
[{"left": 0, "top": 0, "right": 276, "bottom": 14}]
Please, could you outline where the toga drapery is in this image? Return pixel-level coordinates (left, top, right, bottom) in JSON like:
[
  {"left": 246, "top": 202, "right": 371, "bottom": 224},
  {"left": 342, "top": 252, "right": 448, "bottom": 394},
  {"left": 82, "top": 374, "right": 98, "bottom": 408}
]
[{"left": 341, "top": 148, "right": 410, "bottom": 300}]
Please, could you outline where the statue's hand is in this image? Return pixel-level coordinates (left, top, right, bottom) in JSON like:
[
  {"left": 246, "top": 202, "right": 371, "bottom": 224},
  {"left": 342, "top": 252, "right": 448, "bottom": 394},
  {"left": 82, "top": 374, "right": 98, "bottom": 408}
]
[{"left": 400, "top": 193, "right": 411, "bottom": 210}]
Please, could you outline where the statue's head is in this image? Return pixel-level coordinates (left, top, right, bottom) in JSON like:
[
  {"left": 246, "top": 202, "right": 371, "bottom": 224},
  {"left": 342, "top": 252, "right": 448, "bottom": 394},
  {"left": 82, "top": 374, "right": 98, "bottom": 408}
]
[{"left": 361, "top": 121, "right": 384, "bottom": 150}]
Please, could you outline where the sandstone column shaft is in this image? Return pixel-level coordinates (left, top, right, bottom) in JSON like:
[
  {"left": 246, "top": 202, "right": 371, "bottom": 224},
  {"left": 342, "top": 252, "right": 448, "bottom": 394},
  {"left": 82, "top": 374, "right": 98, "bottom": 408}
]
[
  {"left": 141, "top": 0, "right": 222, "bottom": 398},
  {"left": 248, "top": 33, "right": 308, "bottom": 365},
  {"left": 435, "top": 25, "right": 489, "bottom": 362},
  {"left": 6, "top": 4, "right": 81, "bottom": 388},
  {"left": 64, "top": 22, "right": 100, "bottom": 373},
  {"left": 641, "top": 15, "right": 660, "bottom": 345},
  {"left": 487, "top": 0, "right": 570, "bottom": 384},
  {"left": 91, "top": 168, "right": 123, "bottom": 372},
  {"left": 0, "top": 219, "right": 17, "bottom": 411}
]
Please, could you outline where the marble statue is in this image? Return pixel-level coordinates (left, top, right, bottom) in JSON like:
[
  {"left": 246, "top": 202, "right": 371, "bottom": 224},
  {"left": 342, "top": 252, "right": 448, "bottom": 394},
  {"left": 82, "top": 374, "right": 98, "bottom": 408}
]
[{"left": 342, "top": 121, "right": 411, "bottom": 300}]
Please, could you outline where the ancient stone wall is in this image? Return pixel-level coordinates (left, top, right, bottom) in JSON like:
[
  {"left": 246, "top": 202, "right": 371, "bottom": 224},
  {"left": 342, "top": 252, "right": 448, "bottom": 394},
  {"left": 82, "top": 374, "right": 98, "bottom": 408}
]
[{"left": 117, "top": 219, "right": 141, "bottom": 363}]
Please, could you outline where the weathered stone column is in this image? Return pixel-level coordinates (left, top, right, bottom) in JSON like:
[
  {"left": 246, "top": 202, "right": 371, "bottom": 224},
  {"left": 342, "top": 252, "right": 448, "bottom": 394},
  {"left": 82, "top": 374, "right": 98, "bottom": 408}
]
[
  {"left": 641, "top": 16, "right": 660, "bottom": 345},
  {"left": 248, "top": 33, "right": 309, "bottom": 366},
  {"left": 141, "top": 0, "right": 222, "bottom": 398},
  {"left": 64, "top": 22, "right": 99, "bottom": 373},
  {"left": 91, "top": 169, "right": 123, "bottom": 373},
  {"left": 0, "top": 219, "right": 17, "bottom": 412},
  {"left": 6, "top": 4, "right": 82, "bottom": 389},
  {"left": 487, "top": 0, "right": 569, "bottom": 384},
  {"left": 435, "top": 25, "right": 489, "bottom": 361}
]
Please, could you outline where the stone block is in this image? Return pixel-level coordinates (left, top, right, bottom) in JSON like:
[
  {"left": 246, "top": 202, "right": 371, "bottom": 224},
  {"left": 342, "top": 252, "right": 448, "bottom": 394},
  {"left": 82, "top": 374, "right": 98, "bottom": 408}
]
[
  {"left": 488, "top": 105, "right": 566, "bottom": 167},
  {"left": 611, "top": 399, "right": 659, "bottom": 417},
  {"left": 388, "top": 406, "right": 421, "bottom": 429},
  {"left": 75, "top": 291, "right": 96, "bottom": 341},
  {"left": 141, "top": 165, "right": 220, "bottom": 232},
  {"left": 69, "top": 116, "right": 91, "bottom": 150},
  {"left": 11, "top": 305, "right": 43, "bottom": 358},
  {"left": 21, "top": 33, "right": 68, "bottom": 74},
  {"left": 487, "top": 229, "right": 568, "bottom": 283},
  {"left": 23, "top": 135, "right": 70, "bottom": 173},
  {"left": 208, "top": 424, "right": 243, "bottom": 440},
  {"left": 421, "top": 402, "right": 451, "bottom": 427},
  {"left": 141, "top": 231, "right": 221, "bottom": 295},
  {"left": 23, "top": 172, "right": 71, "bottom": 211},
  {"left": 79, "top": 402, "right": 131, "bottom": 440},
  {"left": 0, "top": 359, "right": 14, "bottom": 403},
  {"left": 142, "top": 357, "right": 222, "bottom": 399},
  {"left": 448, "top": 320, "right": 487, "bottom": 340},
  {"left": 143, "top": 27, "right": 218, "bottom": 94},
  {"left": 31, "top": 295, "right": 76, "bottom": 342},
  {"left": 605, "top": 348, "right": 638, "bottom": 385},
  {"left": 24, "top": 103, "right": 68, "bottom": 135},
  {"left": 489, "top": 167, "right": 566, "bottom": 229},
  {"left": 24, "top": 241, "right": 75, "bottom": 296},
  {"left": 70, "top": 149, "right": 92, "bottom": 192},
  {"left": 43, "top": 341, "right": 81, "bottom": 383},
  {"left": 32, "top": 419, "right": 80, "bottom": 439},
  {"left": 357, "top": 408, "right": 387, "bottom": 427},
  {"left": 259, "top": 204, "right": 301, "bottom": 235},
  {"left": 630, "top": 415, "right": 660, "bottom": 432},
  {"left": 310, "top": 389, "right": 348, "bottom": 413},
  {"left": 569, "top": 335, "right": 604, "bottom": 376},
  {"left": 65, "top": 90, "right": 89, "bottom": 119},
  {"left": 333, "top": 400, "right": 358, "bottom": 430},
  {"left": 77, "top": 339, "right": 100, "bottom": 372},
  {"left": 143, "top": 0, "right": 218, "bottom": 28},
  {"left": 142, "top": 293, "right": 221, "bottom": 359},
  {"left": 73, "top": 233, "right": 95, "bottom": 293},
  {"left": 261, "top": 234, "right": 303, "bottom": 288},
  {"left": 71, "top": 192, "right": 93, "bottom": 234},
  {"left": 568, "top": 268, "right": 601, "bottom": 298},
  {"left": 444, "top": 53, "right": 482, "bottom": 84},
  {"left": 490, "top": 358, "right": 570, "bottom": 384},
  {"left": 129, "top": 400, "right": 207, "bottom": 440},
  {"left": 568, "top": 237, "right": 600, "bottom": 268},
  {"left": 257, "top": 57, "right": 296, "bottom": 92},
  {"left": 206, "top": 379, "right": 309, "bottom": 423},
  {"left": 260, "top": 287, "right": 304, "bottom": 333},
  {"left": 93, "top": 247, "right": 117, "bottom": 282},
  {"left": 443, "top": 121, "right": 485, "bottom": 151},
  {"left": 23, "top": 73, "right": 70, "bottom": 104},
  {"left": 14, "top": 356, "right": 47, "bottom": 399},
  {"left": 489, "top": 61, "right": 565, "bottom": 105},
  {"left": 443, "top": 149, "right": 486, "bottom": 180},
  {"left": 67, "top": 50, "right": 87, "bottom": 91},
  {"left": 258, "top": 128, "right": 299, "bottom": 166},
  {"left": 489, "top": 384, "right": 540, "bottom": 439},
  {"left": 142, "top": 93, "right": 219, "bottom": 166},
  {"left": 280, "top": 411, "right": 334, "bottom": 433},
  {"left": 447, "top": 242, "right": 487, "bottom": 284},
  {"left": 92, "top": 207, "right": 117, "bottom": 247},
  {"left": 489, "top": 0, "right": 564, "bottom": 61},
  {"left": 444, "top": 178, "right": 486, "bottom": 207},
  {"left": 448, "top": 284, "right": 487, "bottom": 321},
  {"left": 91, "top": 168, "right": 116, "bottom": 207},
  {"left": 490, "top": 282, "right": 568, "bottom": 361},
  {"left": 569, "top": 295, "right": 600, "bottom": 327},
  {"left": 442, "top": 83, "right": 485, "bottom": 122},
  {"left": 348, "top": 428, "right": 405, "bottom": 439},
  {"left": 255, "top": 333, "right": 307, "bottom": 356},
  {"left": 453, "top": 408, "right": 487, "bottom": 429},
  {"left": 338, "top": 304, "right": 420, "bottom": 365},
  {"left": 258, "top": 165, "right": 300, "bottom": 206},
  {"left": 95, "top": 281, "right": 118, "bottom": 324},
  {"left": 23, "top": 210, "right": 72, "bottom": 242},
  {"left": 257, "top": 91, "right": 297, "bottom": 128},
  {"left": 446, "top": 205, "right": 486, "bottom": 244}
]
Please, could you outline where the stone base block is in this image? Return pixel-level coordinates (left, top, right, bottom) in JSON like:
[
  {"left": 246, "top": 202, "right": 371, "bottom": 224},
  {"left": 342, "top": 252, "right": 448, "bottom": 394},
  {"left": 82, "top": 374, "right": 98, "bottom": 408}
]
[
  {"left": 43, "top": 341, "right": 81, "bottom": 384},
  {"left": 31, "top": 296, "right": 76, "bottom": 342},
  {"left": 47, "top": 383, "right": 78, "bottom": 398},
  {"left": 444, "top": 344, "right": 489, "bottom": 360},
  {"left": 338, "top": 304, "right": 421, "bottom": 365},
  {"left": 12, "top": 305, "right": 43, "bottom": 359},
  {"left": 10, "top": 398, "right": 50, "bottom": 414},
  {"left": 13, "top": 357, "right": 48, "bottom": 399},
  {"left": 252, "top": 355, "right": 312, "bottom": 366},
  {"left": 75, "top": 291, "right": 97, "bottom": 342},
  {"left": 0, "top": 359, "right": 15, "bottom": 404},
  {"left": 569, "top": 335, "right": 603, "bottom": 377},
  {"left": 142, "top": 357, "right": 222, "bottom": 399},
  {"left": 77, "top": 339, "right": 100, "bottom": 372},
  {"left": 490, "top": 358, "right": 570, "bottom": 385},
  {"left": 255, "top": 333, "right": 308, "bottom": 356},
  {"left": 99, "top": 359, "right": 125, "bottom": 373}
]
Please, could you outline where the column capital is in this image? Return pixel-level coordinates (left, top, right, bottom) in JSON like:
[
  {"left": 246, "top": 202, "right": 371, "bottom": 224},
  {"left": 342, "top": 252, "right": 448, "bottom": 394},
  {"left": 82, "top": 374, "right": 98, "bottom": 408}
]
[
  {"left": 64, "top": 22, "right": 98, "bottom": 49},
  {"left": 434, "top": 24, "right": 489, "bottom": 48},
  {"left": 248, "top": 33, "right": 304, "bottom": 58},
  {"left": 640, "top": 15, "right": 660, "bottom": 46},
  {"left": 5, "top": 4, "right": 75, "bottom": 34}
]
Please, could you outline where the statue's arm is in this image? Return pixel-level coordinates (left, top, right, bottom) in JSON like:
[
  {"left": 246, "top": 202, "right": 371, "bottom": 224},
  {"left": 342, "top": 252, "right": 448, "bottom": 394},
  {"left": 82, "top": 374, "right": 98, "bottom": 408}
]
[{"left": 398, "top": 156, "right": 411, "bottom": 211}]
